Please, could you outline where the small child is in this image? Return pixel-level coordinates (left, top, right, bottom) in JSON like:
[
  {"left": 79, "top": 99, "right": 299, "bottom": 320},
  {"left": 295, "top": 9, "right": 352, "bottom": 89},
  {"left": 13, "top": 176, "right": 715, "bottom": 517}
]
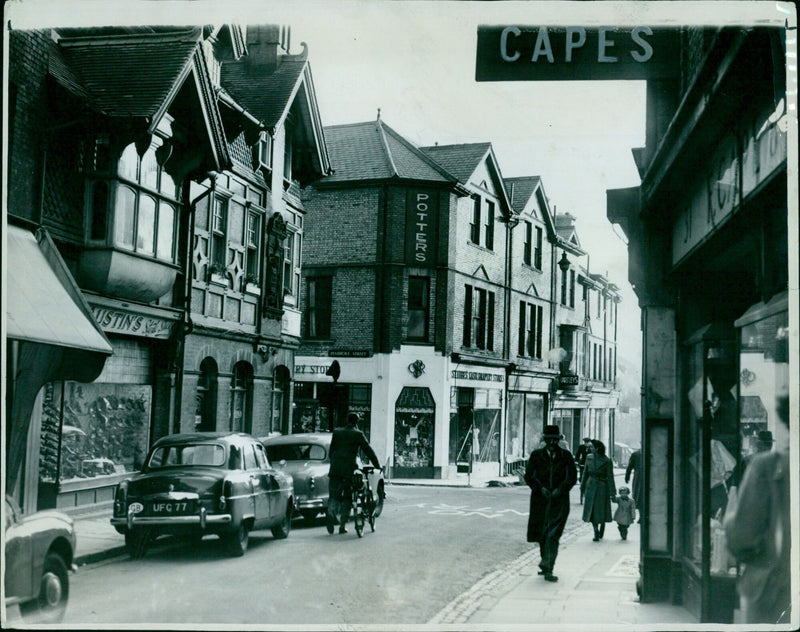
[{"left": 612, "top": 486, "right": 636, "bottom": 540}]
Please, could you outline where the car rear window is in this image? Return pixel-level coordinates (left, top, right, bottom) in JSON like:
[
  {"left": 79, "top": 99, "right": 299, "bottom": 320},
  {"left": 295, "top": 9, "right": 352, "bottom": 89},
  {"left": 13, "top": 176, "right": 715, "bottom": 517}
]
[
  {"left": 265, "top": 443, "right": 326, "bottom": 462},
  {"left": 147, "top": 444, "right": 226, "bottom": 469}
]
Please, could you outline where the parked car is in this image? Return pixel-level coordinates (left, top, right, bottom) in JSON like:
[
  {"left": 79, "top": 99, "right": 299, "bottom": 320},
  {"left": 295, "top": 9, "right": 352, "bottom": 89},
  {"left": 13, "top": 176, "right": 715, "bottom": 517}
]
[
  {"left": 261, "top": 432, "right": 385, "bottom": 523},
  {"left": 110, "top": 432, "right": 294, "bottom": 558},
  {"left": 4, "top": 495, "right": 75, "bottom": 623}
]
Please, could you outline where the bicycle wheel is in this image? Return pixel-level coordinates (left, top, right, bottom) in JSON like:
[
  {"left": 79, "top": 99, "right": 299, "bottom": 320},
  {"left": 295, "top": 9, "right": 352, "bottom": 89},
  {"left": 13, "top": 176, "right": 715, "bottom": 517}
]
[{"left": 353, "top": 496, "right": 365, "bottom": 537}]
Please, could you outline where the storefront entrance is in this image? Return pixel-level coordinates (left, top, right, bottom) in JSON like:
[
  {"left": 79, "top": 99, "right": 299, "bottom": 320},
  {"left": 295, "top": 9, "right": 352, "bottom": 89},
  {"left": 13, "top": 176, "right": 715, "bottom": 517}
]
[{"left": 392, "top": 387, "right": 434, "bottom": 478}]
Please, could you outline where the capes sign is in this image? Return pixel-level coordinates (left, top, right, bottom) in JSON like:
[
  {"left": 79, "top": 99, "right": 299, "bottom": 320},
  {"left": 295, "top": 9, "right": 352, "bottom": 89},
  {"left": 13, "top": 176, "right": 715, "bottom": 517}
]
[{"left": 476, "top": 26, "right": 679, "bottom": 81}]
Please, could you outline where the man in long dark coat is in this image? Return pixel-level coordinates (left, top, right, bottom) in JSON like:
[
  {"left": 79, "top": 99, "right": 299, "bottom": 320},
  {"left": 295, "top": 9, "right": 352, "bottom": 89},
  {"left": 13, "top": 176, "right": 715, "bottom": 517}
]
[
  {"left": 625, "top": 449, "right": 643, "bottom": 522},
  {"left": 327, "top": 412, "right": 381, "bottom": 535},
  {"left": 524, "top": 424, "right": 577, "bottom": 582}
]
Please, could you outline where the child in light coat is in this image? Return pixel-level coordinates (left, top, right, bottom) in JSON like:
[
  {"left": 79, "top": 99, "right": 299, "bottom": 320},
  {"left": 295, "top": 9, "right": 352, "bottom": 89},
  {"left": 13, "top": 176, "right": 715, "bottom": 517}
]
[{"left": 612, "top": 486, "right": 636, "bottom": 540}]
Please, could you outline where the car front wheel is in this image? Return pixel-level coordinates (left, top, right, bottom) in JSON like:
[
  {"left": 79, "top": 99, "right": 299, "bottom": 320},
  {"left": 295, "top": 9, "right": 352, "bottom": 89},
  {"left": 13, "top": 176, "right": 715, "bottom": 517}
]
[
  {"left": 19, "top": 552, "right": 69, "bottom": 623},
  {"left": 224, "top": 524, "right": 249, "bottom": 557}
]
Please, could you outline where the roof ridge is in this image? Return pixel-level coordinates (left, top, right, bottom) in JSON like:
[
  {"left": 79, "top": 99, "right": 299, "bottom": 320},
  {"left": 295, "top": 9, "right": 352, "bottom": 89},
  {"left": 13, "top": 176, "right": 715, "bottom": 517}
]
[
  {"left": 58, "top": 28, "right": 202, "bottom": 47},
  {"left": 375, "top": 119, "right": 399, "bottom": 177},
  {"left": 378, "top": 120, "right": 460, "bottom": 183}
]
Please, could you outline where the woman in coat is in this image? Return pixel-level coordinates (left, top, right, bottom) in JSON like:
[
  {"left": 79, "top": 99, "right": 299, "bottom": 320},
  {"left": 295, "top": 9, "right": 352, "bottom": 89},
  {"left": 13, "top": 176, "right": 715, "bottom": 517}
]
[{"left": 581, "top": 440, "right": 616, "bottom": 541}]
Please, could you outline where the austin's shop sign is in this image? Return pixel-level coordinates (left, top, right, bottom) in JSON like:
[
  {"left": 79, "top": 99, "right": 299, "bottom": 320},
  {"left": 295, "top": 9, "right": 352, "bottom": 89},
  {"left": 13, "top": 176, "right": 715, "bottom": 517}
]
[
  {"left": 475, "top": 26, "right": 678, "bottom": 81},
  {"left": 91, "top": 306, "right": 175, "bottom": 339}
]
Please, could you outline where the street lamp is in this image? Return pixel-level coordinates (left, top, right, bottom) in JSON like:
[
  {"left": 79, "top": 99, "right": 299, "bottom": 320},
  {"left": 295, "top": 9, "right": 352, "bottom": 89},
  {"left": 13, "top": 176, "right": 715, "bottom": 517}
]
[{"left": 558, "top": 251, "right": 571, "bottom": 272}]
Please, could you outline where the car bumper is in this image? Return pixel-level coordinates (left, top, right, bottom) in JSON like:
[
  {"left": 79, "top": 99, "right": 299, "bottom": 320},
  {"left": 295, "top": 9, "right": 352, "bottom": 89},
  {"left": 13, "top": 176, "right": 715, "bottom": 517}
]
[
  {"left": 295, "top": 497, "right": 326, "bottom": 511},
  {"left": 111, "top": 508, "right": 232, "bottom": 530}
]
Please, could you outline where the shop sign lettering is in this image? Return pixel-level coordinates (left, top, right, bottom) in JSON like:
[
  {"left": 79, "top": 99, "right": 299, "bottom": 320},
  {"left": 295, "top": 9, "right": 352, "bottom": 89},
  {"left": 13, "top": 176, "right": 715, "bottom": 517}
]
[
  {"left": 451, "top": 370, "right": 504, "bottom": 383},
  {"left": 742, "top": 102, "right": 787, "bottom": 199},
  {"left": 91, "top": 307, "right": 174, "bottom": 339},
  {"left": 329, "top": 349, "right": 371, "bottom": 358},
  {"left": 294, "top": 364, "right": 331, "bottom": 375},
  {"left": 476, "top": 26, "right": 679, "bottom": 81},
  {"left": 672, "top": 100, "right": 787, "bottom": 267},
  {"left": 405, "top": 189, "right": 438, "bottom": 267}
]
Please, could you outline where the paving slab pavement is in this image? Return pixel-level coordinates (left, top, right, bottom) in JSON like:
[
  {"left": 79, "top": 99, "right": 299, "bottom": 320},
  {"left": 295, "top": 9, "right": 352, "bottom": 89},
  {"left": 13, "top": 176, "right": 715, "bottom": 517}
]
[{"left": 428, "top": 470, "right": 699, "bottom": 628}]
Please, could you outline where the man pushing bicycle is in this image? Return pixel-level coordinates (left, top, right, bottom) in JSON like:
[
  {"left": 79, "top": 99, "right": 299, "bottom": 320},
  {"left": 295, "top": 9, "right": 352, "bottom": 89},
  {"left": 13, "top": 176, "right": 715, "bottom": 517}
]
[{"left": 327, "top": 412, "right": 382, "bottom": 535}]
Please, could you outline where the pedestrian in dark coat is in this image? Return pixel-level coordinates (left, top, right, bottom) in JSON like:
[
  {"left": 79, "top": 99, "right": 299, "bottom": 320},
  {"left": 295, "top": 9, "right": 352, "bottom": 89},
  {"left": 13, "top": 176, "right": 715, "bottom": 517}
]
[
  {"left": 574, "top": 437, "right": 592, "bottom": 504},
  {"left": 524, "top": 425, "right": 577, "bottom": 582},
  {"left": 625, "top": 449, "right": 643, "bottom": 522},
  {"left": 581, "top": 440, "right": 616, "bottom": 541},
  {"left": 327, "top": 413, "right": 381, "bottom": 535}
]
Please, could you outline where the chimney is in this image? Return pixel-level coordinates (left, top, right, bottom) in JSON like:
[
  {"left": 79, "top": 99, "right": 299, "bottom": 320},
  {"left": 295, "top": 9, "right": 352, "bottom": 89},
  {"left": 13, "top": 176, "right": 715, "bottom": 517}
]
[{"left": 246, "top": 25, "right": 283, "bottom": 72}]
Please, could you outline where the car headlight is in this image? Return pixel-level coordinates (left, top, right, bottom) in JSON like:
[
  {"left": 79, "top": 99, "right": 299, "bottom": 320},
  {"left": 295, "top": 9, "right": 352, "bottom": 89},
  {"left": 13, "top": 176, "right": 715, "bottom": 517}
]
[{"left": 309, "top": 475, "right": 315, "bottom": 491}]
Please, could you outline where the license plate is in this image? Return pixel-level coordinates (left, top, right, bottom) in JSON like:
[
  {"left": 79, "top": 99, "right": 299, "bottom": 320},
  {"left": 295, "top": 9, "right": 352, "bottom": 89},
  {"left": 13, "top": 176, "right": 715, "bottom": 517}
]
[{"left": 148, "top": 500, "right": 195, "bottom": 515}]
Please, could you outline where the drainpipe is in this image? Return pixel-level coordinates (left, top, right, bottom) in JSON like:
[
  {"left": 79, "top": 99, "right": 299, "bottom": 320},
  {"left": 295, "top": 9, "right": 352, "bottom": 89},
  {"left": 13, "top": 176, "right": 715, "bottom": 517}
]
[{"left": 172, "top": 181, "right": 215, "bottom": 435}]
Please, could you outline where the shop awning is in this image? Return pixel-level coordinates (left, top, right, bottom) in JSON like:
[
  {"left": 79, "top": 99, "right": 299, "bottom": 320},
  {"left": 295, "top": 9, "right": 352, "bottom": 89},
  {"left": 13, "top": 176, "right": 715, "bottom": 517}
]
[{"left": 6, "top": 225, "right": 112, "bottom": 355}]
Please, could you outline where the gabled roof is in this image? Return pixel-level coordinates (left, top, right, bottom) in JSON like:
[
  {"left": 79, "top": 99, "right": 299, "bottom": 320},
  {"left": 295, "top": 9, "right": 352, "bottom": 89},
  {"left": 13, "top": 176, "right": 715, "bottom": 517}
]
[
  {"left": 504, "top": 176, "right": 541, "bottom": 213},
  {"left": 220, "top": 45, "right": 331, "bottom": 179},
  {"left": 419, "top": 143, "right": 492, "bottom": 183},
  {"left": 319, "top": 119, "right": 458, "bottom": 185},
  {"left": 554, "top": 212, "right": 586, "bottom": 256},
  {"left": 420, "top": 142, "right": 513, "bottom": 217},
  {"left": 220, "top": 50, "right": 307, "bottom": 130},
  {"left": 52, "top": 28, "right": 203, "bottom": 120},
  {"left": 504, "top": 175, "right": 559, "bottom": 241}
]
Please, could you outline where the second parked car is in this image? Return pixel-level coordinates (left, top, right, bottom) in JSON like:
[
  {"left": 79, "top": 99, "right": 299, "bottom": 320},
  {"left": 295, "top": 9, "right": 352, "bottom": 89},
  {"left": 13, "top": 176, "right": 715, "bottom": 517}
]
[
  {"left": 111, "top": 432, "right": 294, "bottom": 558},
  {"left": 261, "top": 432, "right": 385, "bottom": 523}
]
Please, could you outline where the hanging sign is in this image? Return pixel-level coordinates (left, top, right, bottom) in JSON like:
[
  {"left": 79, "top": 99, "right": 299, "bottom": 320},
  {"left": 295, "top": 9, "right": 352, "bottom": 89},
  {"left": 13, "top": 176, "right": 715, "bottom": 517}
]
[{"left": 475, "top": 26, "right": 679, "bottom": 81}]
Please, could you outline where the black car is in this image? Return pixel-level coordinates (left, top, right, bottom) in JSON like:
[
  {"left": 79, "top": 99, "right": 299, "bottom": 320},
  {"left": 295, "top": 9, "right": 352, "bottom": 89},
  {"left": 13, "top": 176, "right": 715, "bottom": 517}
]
[{"left": 111, "top": 432, "right": 294, "bottom": 558}]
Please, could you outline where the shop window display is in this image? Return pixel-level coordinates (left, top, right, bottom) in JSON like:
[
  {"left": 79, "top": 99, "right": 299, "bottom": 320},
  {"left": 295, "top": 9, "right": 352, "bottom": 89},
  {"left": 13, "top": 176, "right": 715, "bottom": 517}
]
[
  {"left": 38, "top": 381, "right": 151, "bottom": 485},
  {"left": 394, "top": 387, "right": 435, "bottom": 469}
]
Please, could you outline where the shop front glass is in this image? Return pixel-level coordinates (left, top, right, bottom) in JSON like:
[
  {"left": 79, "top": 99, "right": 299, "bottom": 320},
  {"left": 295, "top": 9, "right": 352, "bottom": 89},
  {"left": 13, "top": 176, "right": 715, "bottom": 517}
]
[
  {"left": 505, "top": 392, "right": 545, "bottom": 471},
  {"left": 736, "top": 297, "right": 789, "bottom": 466},
  {"left": 292, "top": 382, "right": 372, "bottom": 439},
  {"left": 38, "top": 381, "right": 151, "bottom": 496},
  {"left": 394, "top": 387, "right": 435, "bottom": 471}
]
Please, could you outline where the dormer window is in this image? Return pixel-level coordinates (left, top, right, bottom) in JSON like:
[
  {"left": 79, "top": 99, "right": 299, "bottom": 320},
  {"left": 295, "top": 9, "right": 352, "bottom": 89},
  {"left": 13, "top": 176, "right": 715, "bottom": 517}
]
[{"left": 258, "top": 131, "right": 272, "bottom": 170}]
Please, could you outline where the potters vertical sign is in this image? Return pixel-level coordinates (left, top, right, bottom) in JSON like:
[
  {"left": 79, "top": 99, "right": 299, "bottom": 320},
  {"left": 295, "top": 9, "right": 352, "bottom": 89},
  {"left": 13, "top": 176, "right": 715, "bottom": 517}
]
[
  {"left": 476, "top": 26, "right": 679, "bottom": 81},
  {"left": 406, "top": 188, "right": 438, "bottom": 267}
]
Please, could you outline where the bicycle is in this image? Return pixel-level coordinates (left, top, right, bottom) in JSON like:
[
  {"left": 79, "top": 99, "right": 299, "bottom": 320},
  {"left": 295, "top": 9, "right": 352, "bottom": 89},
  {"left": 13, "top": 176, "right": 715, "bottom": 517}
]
[{"left": 351, "top": 465, "right": 379, "bottom": 537}]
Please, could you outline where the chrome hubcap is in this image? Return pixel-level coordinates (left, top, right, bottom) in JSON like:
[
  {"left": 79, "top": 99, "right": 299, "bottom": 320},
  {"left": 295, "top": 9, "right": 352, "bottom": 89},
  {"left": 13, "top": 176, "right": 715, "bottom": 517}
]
[{"left": 42, "top": 572, "right": 62, "bottom": 607}]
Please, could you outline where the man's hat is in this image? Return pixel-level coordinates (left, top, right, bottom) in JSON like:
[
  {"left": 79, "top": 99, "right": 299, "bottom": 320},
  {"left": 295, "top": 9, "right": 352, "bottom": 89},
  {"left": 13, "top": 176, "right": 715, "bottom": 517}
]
[
  {"left": 757, "top": 430, "right": 774, "bottom": 444},
  {"left": 542, "top": 425, "right": 561, "bottom": 438}
]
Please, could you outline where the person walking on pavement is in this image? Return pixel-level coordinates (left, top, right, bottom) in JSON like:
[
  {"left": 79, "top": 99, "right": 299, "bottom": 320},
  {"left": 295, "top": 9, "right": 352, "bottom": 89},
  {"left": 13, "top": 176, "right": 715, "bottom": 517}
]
[
  {"left": 724, "top": 395, "right": 791, "bottom": 624},
  {"left": 524, "top": 424, "right": 578, "bottom": 582},
  {"left": 611, "top": 486, "right": 636, "bottom": 540},
  {"left": 574, "top": 437, "right": 592, "bottom": 505},
  {"left": 581, "top": 439, "right": 616, "bottom": 541},
  {"left": 625, "top": 448, "right": 643, "bottom": 522},
  {"left": 327, "top": 412, "right": 381, "bottom": 535}
]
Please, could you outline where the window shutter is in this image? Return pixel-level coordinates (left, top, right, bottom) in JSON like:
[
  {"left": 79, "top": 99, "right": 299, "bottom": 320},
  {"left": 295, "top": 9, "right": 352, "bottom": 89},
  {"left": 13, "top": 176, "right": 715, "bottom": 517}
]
[
  {"left": 518, "top": 301, "right": 526, "bottom": 356},
  {"left": 487, "top": 291, "right": 495, "bottom": 351}
]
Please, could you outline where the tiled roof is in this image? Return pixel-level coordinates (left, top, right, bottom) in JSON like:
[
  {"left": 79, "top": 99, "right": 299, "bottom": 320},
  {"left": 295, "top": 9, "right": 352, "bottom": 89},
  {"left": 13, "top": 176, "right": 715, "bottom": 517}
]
[
  {"left": 418, "top": 143, "right": 491, "bottom": 183},
  {"left": 52, "top": 29, "right": 201, "bottom": 118},
  {"left": 320, "top": 120, "right": 455, "bottom": 185},
  {"left": 504, "top": 176, "right": 541, "bottom": 213},
  {"left": 220, "top": 54, "right": 307, "bottom": 129}
]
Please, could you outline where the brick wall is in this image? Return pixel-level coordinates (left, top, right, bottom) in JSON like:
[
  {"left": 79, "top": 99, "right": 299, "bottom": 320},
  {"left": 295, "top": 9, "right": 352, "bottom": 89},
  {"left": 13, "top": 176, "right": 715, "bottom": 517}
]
[{"left": 7, "top": 30, "right": 51, "bottom": 224}]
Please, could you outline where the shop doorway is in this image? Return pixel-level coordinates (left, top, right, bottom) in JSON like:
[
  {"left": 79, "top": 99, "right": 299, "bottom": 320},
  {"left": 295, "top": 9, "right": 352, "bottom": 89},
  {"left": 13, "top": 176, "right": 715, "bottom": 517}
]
[{"left": 393, "top": 387, "right": 435, "bottom": 478}]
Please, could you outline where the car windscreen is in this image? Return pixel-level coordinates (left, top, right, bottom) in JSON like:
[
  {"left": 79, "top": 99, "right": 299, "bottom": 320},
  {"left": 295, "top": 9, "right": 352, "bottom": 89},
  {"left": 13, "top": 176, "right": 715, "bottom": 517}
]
[
  {"left": 265, "top": 443, "right": 326, "bottom": 462},
  {"left": 147, "top": 443, "right": 226, "bottom": 469}
]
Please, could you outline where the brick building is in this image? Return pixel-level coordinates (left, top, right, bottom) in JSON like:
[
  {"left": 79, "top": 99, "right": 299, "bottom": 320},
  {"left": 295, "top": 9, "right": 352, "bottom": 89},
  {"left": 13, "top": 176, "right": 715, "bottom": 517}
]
[
  {"left": 297, "top": 117, "right": 622, "bottom": 479},
  {"left": 5, "top": 24, "right": 330, "bottom": 514}
]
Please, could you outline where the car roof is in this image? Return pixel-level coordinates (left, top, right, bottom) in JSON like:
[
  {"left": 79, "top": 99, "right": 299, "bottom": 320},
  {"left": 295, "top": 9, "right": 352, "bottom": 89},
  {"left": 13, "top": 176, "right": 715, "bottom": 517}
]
[
  {"left": 260, "top": 432, "right": 332, "bottom": 446},
  {"left": 152, "top": 432, "right": 255, "bottom": 447}
]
